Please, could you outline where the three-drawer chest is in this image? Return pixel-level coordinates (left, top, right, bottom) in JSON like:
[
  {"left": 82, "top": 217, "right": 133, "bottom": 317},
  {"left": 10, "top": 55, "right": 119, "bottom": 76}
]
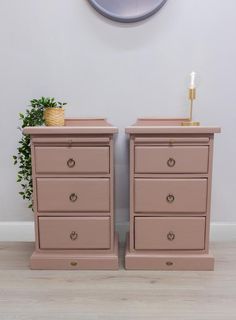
[
  {"left": 125, "top": 118, "right": 220, "bottom": 270},
  {"left": 24, "top": 118, "right": 119, "bottom": 270}
]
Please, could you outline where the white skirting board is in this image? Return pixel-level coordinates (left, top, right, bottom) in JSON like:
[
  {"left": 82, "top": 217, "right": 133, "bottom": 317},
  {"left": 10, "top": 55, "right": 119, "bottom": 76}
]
[{"left": 0, "top": 221, "right": 236, "bottom": 242}]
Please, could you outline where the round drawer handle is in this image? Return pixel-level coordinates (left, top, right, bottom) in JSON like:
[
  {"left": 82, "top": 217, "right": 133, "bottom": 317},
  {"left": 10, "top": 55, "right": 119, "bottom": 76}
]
[
  {"left": 67, "top": 158, "right": 75, "bottom": 168},
  {"left": 166, "top": 194, "right": 175, "bottom": 203},
  {"left": 70, "top": 231, "right": 78, "bottom": 241},
  {"left": 70, "top": 261, "right": 78, "bottom": 267},
  {"left": 69, "top": 193, "right": 78, "bottom": 202},
  {"left": 167, "top": 231, "right": 175, "bottom": 241},
  {"left": 167, "top": 157, "right": 176, "bottom": 167},
  {"left": 166, "top": 261, "right": 174, "bottom": 266}
]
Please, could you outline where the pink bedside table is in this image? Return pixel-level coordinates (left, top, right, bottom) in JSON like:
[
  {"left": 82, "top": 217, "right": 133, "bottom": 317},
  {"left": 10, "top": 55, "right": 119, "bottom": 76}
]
[
  {"left": 125, "top": 118, "right": 221, "bottom": 270},
  {"left": 24, "top": 118, "right": 119, "bottom": 270}
]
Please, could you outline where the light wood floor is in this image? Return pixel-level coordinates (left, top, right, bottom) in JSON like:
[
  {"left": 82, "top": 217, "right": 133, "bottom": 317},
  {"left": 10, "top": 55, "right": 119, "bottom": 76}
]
[{"left": 0, "top": 241, "right": 235, "bottom": 320}]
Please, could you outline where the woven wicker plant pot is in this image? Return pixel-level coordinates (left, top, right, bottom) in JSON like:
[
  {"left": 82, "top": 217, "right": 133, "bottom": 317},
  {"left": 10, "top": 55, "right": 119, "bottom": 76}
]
[{"left": 44, "top": 108, "right": 65, "bottom": 126}]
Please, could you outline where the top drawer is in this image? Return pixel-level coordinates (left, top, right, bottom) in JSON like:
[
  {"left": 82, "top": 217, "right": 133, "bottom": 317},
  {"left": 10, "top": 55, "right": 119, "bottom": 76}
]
[
  {"left": 35, "top": 146, "right": 109, "bottom": 174},
  {"left": 135, "top": 146, "right": 209, "bottom": 174}
]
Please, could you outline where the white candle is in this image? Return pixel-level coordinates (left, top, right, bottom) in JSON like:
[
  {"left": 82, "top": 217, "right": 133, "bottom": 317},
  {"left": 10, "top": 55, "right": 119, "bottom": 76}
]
[{"left": 190, "top": 71, "right": 196, "bottom": 88}]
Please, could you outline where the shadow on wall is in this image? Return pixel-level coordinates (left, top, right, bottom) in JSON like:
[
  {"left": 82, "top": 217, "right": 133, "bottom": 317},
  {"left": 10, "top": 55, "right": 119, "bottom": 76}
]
[{"left": 82, "top": 0, "right": 173, "bottom": 50}]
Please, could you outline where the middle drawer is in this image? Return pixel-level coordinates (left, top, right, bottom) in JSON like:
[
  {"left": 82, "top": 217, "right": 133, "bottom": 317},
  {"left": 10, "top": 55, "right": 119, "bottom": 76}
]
[
  {"left": 37, "top": 178, "right": 110, "bottom": 212},
  {"left": 134, "top": 178, "right": 207, "bottom": 213}
]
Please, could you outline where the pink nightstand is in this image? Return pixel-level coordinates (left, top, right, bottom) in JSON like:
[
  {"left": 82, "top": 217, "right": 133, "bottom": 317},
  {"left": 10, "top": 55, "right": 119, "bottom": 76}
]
[
  {"left": 125, "top": 118, "right": 221, "bottom": 270},
  {"left": 24, "top": 118, "right": 119, "bottom": 270}
]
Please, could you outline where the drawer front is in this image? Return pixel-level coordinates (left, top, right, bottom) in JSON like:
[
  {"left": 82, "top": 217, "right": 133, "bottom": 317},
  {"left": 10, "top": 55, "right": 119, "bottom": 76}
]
[
  {"left": 135, "top": 146, "right": 209, "bottom": 173},
  {"left": 39, "top": 217, "right": 110, "bottom": 249},
  {"left": 134, "top": 179, "right": 207, "bottom": 213},
  {"left": 135, "top": 217, "right": 205, "bottom": 250},
  {"left": 37, "top": 178, "right": 110, "bottom": 212},
  {"left": 35, "top": 146, "right": 109, "bottom": 174}
]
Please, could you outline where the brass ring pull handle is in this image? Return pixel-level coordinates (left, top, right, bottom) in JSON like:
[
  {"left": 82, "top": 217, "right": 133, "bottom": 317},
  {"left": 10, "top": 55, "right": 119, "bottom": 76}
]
[
  {"left": 67, "top": 158, "right": 75, "bottom": 168},
  {"left": 69, "top": 193, "right": 78, "bottom": 202},
  {"left": 167, "top": 231, "right": 175, "bottom": 241},
  {"left": 166, "top": 194, "right": 175, "bottom": 203},
  {"left": 167, "top": 158, "right": 176, "bottom": 167},
  {"left": 70, "top": 231, "right": 78, "bottom": 241}
]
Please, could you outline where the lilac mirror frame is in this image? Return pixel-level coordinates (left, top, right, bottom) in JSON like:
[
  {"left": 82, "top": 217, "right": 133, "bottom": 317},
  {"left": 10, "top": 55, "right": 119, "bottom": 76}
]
[{"left": 88, "top": 0, "right": 168, "bottom": 23}]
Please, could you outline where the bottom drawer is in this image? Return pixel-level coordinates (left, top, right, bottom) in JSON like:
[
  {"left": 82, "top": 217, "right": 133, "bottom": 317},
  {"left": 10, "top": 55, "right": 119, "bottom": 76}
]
[
  {"left": 135, "top": 217, "right": 205, "bottom": 250},
  {"left": 39, "top": 217, "right": 110, "bottom": 249}
]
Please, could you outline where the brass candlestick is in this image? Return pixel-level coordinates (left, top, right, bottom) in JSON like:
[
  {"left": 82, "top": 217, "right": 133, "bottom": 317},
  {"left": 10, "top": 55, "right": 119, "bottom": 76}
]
[{"left": 181, "top": 88, "right": 200, "bottom": 126}]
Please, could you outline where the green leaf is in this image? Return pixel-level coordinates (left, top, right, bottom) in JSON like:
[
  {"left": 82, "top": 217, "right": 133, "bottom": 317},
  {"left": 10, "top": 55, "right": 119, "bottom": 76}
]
[{"left": 14, "top": 96, "right": 67, "bottom": 209}]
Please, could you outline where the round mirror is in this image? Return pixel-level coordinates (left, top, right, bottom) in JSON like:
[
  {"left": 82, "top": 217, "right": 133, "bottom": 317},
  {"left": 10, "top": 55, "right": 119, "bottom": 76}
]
[{"left": 88, "top": 0, "right": 168, "bottom": 23}]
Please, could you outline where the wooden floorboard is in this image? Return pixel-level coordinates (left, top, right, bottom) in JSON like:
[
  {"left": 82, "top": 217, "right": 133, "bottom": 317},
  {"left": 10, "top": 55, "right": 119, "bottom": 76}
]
[{"left": 0, "top": 241, "right": 235, "bottom": 320}]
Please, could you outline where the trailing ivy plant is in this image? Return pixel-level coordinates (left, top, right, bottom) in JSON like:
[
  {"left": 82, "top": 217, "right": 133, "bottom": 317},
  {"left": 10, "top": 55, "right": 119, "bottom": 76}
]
[{"left": 13, "top": 97, "right": 67, "bottom": 210}]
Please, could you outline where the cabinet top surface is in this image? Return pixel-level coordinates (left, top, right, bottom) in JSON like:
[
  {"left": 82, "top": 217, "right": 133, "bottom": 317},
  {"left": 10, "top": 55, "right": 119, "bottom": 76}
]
[
  {"left": 23, "top": 118, "right": 118, "bottom": 135},
  {"left": 125, "top": 118, "right": 221, "bottom": 134}
]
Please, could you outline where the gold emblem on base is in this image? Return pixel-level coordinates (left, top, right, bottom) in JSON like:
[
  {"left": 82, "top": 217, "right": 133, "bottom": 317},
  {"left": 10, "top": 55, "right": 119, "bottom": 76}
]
[{"left": 181, "top": 121, "right": 200, "bottom": 126}]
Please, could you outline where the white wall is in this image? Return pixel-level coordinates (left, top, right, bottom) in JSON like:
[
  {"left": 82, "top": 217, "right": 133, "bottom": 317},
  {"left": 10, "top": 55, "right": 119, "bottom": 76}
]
[{"left": 0, "top": 0, "right": 235, "bottom": 224}]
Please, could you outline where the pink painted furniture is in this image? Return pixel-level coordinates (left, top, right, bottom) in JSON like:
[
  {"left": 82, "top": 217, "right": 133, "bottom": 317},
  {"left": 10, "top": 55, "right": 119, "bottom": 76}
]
[
  {"left": 23, "top": 118, "right": 119, "bottom": 270},
  {"left": 125, "top": 118, "right": 221, "bottom": 270}
]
